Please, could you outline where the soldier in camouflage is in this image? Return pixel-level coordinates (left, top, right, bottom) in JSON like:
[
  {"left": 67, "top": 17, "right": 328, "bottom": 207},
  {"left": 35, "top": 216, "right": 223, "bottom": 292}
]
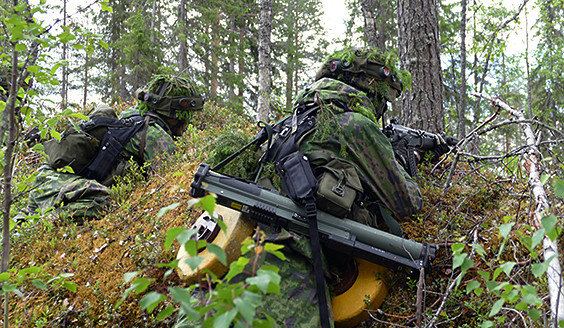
[
  {"left": 250, "top": 47, "right": 432, "bottom": 328},
  {"left": 23, "top": 75, "right": 204, "bottom": 222}
]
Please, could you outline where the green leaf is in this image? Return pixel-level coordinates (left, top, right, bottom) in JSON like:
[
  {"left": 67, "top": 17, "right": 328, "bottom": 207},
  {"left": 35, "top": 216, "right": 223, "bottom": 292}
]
[
  {"left": 452, "top": 253, "right": 467, "bottom": 270},
  {"left": 480, "top": 320, "right": 494, "bottom": 328},
  {"left": 0, "top": 272, "right": 11, "bottom": 282},
  {"left": 157, "top": 202, "right": 181, "bottom": 218},
  {"left": 531, "top": 256, "right": 555, "bottom": 278},
  {"left": 206, "top": 243, "right": 227, "bottom": 266},
  {"left": 169, "top": 287, "right": 195, "bottom": 305},
  {"left": 140, "top": 292, "right": 165, "bottom": 314},
  {"left": 531, "top": 228, "right": 545, "bottom": 249},
  {"left": 499, "top": 222, "right": 514, "bottom": 239},
  {"left": 50, "top": 129, "right": 62, "bottom": 141},
  {"left": 553, "top": 179, "right": 564, "bottom": 197},
  {"left": 32, "top": 279, "right": 47, "bottom": 290},
  {"left": 451, "top": 243, "right": 465, "bottom": 254},
  {"left": 63, "top": 281, "right": 77, "bottom": 293},
  {"left": 234, "top": 295, "right": 258, "bottom": 324},
  {"left": 528, "top": 308, "right": 542, "bottom": 321},
  {"left": 224, "top": 257, "right": 249, "bottom": 282},
  {"left": 157, "top": 305, "right": 175, "bottom": 321},
  {"left": 165, "top": 228, "right": 186, "bottom": 251},
  {"left": 182, "top": 256, "right": 204, "bottom": 271},
  {"left": 489, "top": 299, "right": 505, "bottom": 317},
  {"left": 2, "top": 283, "right": 17, "bottom": 293},
  {"left": 461, "top": 257, "right": 474, "bottom": 272},
  {"left": 176, "top": 229, "right": 198, "bottom": 247},
  {"left": 123, "top": 271, "right": 139, "bottom": 283},
  {"left": 477, "top": 270, "right": 490, "bottom": 280},
  {"left": 198, "top": 195, "right": 216, "bottom": 215},
  {"left": 214, "top": 309, "right": 238, "bottom": 328},
  {"left": 500, "top": 261, "right": 516, "bottom": 277},
  {"left": 542, "top": 215, "right": 558, "bottom": 241},
  {"left": 466, "top": 280, "right": 481, "bottom": 294},
  {"left": 474, "top": 287, "right": 484, "bottom": 296},
  {"left": 15, "top": 43, "right": 27, "bottom": 52},
  {"left": 471, "top": 244, "right": 486, "bottom": 257}
]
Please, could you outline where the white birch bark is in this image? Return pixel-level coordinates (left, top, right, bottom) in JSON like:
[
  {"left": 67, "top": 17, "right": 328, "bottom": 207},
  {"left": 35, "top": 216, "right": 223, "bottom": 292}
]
[{"left": 472, "top": 92, "right": 564, "bottom": 324}]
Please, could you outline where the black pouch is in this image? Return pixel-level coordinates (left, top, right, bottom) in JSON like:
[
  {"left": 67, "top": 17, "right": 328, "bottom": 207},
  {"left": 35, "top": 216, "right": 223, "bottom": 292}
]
[
  {"left": 275, "top": 151, "right": 318, "bottom": 204},
  {"left": 314, "top": 158, "right": 363, "bottom": 218}
]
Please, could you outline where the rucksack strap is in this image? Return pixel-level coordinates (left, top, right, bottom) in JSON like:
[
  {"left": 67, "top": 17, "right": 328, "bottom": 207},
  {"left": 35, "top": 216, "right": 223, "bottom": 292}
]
[
  {"left": 81, "top": 117, "right": 147, "bottom": 182},
  {"left": 275, "top": 152, "right": 330, "bottom": 328}
]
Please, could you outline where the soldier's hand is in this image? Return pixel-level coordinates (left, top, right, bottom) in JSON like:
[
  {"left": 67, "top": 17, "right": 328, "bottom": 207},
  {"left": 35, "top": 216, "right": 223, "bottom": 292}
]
[{"left": 429, "top": 134, "right": 450, "bottom": 163}]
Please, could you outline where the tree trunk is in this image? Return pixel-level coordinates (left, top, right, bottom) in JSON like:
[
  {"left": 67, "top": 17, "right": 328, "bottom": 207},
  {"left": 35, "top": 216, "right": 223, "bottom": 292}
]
[
  {"left": 83, "top": 49, "right": 89, "bottom": 108},
  {"left": 257, "top": 0, "right": 272, "bottom": 122},
  {"left": 361, "top": 0, "right": 378, "bottom": 48},
  {"left": 178, "top": 0, "right": 188, "bottom": 71},
  {"left": 61, "top": 0, "right": 68, "bottom": 109},
  {"left": 397, "top": 0, "right": 444, "bottom": 133},
  {"left": 457, "top": 0, "right": 467, "bottom": 139}
]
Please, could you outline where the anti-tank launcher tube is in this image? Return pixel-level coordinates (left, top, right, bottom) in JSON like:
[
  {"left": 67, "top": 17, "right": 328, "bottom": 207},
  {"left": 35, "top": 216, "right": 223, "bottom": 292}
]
[{"left": 189, "top": 163, "right": 436, "bottom": 272}]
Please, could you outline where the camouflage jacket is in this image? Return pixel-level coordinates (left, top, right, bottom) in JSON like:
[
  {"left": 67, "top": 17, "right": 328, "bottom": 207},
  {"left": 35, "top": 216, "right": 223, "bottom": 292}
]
[
  {"left": 24, "top": 105, "right": 177, "bottom": 221},
  {"left": 296, "top": 78, "right": 423, "bottom": 220},
  {"left": 120, "top": 106, "right": 176, "bottom": 163}
]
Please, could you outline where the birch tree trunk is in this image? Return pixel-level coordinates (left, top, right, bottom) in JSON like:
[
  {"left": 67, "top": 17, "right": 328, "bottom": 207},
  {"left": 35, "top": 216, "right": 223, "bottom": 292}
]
[
  {"left": 257, "top": 0, "right": 272, "bottom": 122},
  {"left": 397, "top": 0, "right": 444, "bottom": 132},
  {"left": 472, "top": 92, "right": 564, "bottom": 325}
]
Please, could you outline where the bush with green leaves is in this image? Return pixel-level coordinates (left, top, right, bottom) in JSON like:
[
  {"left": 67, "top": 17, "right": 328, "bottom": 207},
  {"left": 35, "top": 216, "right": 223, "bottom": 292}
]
[
  {"left": 118, "top": 195, "right": 284, "bottom": 328},
  {"left": 450, "top": 178, "right": 564, "bottom": 328}
]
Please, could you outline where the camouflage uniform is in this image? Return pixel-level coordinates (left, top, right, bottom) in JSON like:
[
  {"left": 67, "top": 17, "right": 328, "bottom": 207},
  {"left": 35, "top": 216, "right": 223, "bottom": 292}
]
[
  {"left": 252, "top": 78, "right": 422, "bottom": 327},
  {"left": 25, "top": 105, "right": 178, "bottom": 220},
  {"left": 297, "top": 78, "right": 422, "bottom": 220},
  {"left": 21, "top": 75, "right": 203, "bottom": 221}
]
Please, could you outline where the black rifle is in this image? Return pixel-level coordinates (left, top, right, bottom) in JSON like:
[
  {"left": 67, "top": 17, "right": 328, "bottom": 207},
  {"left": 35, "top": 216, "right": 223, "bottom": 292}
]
[
  {"left": 190, "top": 163, "right": 436, "bottom": 272},
  {"left": 382, "top": 118, "right": 458, "bottom": 176}
]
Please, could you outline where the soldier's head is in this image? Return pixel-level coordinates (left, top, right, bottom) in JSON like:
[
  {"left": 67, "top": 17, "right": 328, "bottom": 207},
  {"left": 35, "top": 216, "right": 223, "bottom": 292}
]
[
  {"left": 135, "top": 75, "right": 204, "bottom": 137},
  {"left": 315, "top": 47, "right": 406, "bottom": 120}
]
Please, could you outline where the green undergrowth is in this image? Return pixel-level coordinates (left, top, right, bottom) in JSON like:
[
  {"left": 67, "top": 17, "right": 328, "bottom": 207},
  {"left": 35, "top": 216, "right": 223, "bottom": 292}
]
[{"left": 6, "top": 100, "right": 564, "bottom": 327}]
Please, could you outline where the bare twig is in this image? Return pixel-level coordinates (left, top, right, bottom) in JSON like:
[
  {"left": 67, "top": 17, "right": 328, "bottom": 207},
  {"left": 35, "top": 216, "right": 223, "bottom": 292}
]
[{"left": 472, "top": 92, "right": 564, "bottom": 325}]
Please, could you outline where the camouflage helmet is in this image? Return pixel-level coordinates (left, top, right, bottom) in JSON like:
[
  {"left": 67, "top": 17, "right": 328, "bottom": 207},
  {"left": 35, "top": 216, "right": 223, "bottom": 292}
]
[
  {"left": 315, "top": 47, "right": 407, "bottom": 120},
  {"left": 135, "top": 74, "right": 204, "bottom": 121}
]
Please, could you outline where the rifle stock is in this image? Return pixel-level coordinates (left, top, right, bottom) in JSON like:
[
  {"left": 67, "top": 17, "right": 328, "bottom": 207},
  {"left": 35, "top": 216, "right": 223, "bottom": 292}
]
[{"left": 190, "top": 163, "right": 436, "bottom": 272}]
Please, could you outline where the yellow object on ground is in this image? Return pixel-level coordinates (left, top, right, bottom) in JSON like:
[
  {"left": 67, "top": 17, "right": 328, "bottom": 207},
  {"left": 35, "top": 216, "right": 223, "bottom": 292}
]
[
  {"left": 176, "top": 205, "right": 256, "bottom": 285},
  {"left": 332, "top": 258, "right": 390, "bottom": 328}
]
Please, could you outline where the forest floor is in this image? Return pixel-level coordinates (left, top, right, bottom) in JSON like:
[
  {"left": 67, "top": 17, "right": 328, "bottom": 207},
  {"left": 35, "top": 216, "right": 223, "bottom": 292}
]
[{"left": 5, "top": 102, "right": 562, "bottom": 327}]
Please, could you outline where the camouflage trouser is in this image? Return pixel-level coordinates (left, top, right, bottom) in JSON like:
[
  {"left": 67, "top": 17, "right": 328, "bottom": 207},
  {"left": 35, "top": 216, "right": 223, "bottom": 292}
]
[
  {"left": 256, "top": 234, "right": 334, "bottom": 328},
  {"left": 25, "top": 165, "right": 110, "bottom": 220}
]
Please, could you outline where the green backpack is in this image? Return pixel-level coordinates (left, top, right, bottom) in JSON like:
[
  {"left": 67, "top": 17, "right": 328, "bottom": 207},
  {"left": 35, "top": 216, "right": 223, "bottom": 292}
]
[{"left": 43, "top": 105, "right": 149, "bottom": 183}]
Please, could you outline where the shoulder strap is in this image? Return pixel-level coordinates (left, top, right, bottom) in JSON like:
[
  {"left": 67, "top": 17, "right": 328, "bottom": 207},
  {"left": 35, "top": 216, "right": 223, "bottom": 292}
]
[{"left": 79, "top": 117, "right": 147, "bottom": 182}]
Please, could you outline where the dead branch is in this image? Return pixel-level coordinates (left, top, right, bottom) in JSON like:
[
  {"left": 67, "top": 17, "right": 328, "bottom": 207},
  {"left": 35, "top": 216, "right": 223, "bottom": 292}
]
[{"left": 471, "top": 92, "right": 564, "bottom": 325}]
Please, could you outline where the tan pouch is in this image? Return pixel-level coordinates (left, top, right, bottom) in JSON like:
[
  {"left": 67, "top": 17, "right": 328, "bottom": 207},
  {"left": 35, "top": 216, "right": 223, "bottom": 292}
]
[{"left": 315, "top": 159, "right": 363, "bottom": 218}]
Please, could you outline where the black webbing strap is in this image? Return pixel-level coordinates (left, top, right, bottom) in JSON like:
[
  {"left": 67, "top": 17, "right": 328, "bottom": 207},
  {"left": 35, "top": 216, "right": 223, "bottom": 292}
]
[{"left": 305, "top": 198, "right": 331, "bottom": 328}]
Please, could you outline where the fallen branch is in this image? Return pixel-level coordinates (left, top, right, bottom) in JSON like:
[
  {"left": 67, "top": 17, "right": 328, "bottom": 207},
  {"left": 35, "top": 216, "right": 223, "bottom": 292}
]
[{"left": 471, "top": 92, "right": 564, "bottom": 325}]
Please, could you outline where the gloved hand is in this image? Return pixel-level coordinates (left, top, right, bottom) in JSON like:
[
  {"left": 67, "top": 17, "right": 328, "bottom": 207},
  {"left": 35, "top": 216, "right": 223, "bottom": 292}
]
[
  {"left": 392, "top": 138, "right": 418, "bottom": 177},
  {"left": 428, "top": 133, "right": 451, "bottom": 163}
]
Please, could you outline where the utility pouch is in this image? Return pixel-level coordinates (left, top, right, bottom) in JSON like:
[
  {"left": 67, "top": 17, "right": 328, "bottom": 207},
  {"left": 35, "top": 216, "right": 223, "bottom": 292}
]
[
  {"left": 44, "top": 132, "right": 99, "bottom": 174},
  {"left": 275, "top": 151, "right": 318, "bottom": 204},
  {"left": 314, "top": 158, "right": 363, "bottom": 218}
]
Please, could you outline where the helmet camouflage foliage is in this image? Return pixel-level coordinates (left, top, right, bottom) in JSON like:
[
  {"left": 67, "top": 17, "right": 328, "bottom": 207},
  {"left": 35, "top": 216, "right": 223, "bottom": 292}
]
[
  {"left": 135, "top": 74, "right": 204, "bottom": 121},
  {"left": 315, "top": 47, "right": 411, "bottom": 119}
]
